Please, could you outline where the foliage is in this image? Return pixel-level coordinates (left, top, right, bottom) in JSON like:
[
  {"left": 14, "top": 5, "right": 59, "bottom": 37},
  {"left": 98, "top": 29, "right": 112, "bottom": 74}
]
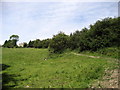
[
  {"left": 33, "top": 39, "right": 41, "bottom": 48},
  {"left": 69, "top": 17, "right": 120, "bottom": 52},
  {"left": 10, "top": 35, "right": 19, "bottom": 41},
  {"left": 23, "top": 42, "right": 28, "bottom": 48},
  {"left": 3, "top": 35, "right": 19, "bottom": 48},
  {"left": 41, "top": 39, "right": 51, "bottom": 48},
  {"left": 27, "top": 39, "right": 51, "bottom": 48},
  {"left": 28, "top": 40, "right": 35, "bottom": 48},
  {"left": 3, "top": 40, "right": 18, "bottom": 48},
  {"left": 48, "top": 17, "right": 119, "bottom": 53},
  {"left": 49, "top": 32, "right": 70, "bottom": 53}
]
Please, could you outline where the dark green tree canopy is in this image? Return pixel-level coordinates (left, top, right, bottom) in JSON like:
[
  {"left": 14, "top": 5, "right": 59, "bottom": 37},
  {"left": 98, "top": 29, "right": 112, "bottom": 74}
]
[
  {"left": 49, "top": 32, "right": 70, "bottom": 53},
  {"left": 3, "top": 35, "right": 19, "bottom": 48},
  {"left": 10, "top": 35, "right": 19, "bottom": 41}
]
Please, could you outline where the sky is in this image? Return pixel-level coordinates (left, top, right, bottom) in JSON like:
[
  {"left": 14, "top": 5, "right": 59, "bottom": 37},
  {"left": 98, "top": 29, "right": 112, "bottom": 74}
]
[{"left": 0, "top": 0, "right": 119, "bottom": 45}]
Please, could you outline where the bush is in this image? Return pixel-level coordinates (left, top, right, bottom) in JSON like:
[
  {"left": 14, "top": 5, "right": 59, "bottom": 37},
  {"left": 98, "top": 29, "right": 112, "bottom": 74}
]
[{"left": 49, "top": 32, "right": 70, "bottom": 53}]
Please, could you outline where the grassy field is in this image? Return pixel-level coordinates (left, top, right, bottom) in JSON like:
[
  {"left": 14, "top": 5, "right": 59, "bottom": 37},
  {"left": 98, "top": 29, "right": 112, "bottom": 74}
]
[{"left": 2, "top": 48, "right": 118, "bottom": 88}]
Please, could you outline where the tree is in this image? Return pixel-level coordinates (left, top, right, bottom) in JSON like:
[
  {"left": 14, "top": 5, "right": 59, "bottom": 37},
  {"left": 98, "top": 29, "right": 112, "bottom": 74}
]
[
  {"left": 23, "top": 42, "right": 28, "bottom": 48},
  {"left": 3, "top": 40, "right": 15, "bottom": 48},
  {"left": 10, "top": 35, "right": 19, "bottom": 41},
  {"left": 69, "top": 28, "right": 89, "bottom": 51},
  {"left": 9, "top": 35, "right": 19, "bottom": 47},
  {"left": 41, "top": 39, "right": 51, "bottom": 48},
  {"left": 28, "top": 40, "right": 34, "bottom": 48},
  {"left": 3, "top": 40, "right": 8, "bottom": 47},
  {"left": 3, "top": 35, "right": 19, "bottom": 48},
  {"left": 49, "top": 32, "right": 70, "bottom": 53},
  {"left": 33, "top": 39, "right": 41, "bottom": 48},
  {"left": 68, "top": 17, "right": 120, "bottom": 52}
]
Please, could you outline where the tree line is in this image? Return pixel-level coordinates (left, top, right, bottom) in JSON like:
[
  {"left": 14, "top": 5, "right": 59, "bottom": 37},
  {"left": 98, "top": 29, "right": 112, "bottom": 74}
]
[
  {"left": 3, "top": 37, "right": 51, "bottom": 49},
  {"left": 49, "top": 17, "right": 119, "bottom": 53},
  {"left": 2, "top": 17, "right": 120, "bottom": 53}
]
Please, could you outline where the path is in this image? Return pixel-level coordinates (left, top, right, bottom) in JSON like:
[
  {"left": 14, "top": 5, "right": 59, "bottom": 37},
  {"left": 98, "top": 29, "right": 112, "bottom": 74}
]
[
  {"left": 71, "top": 52, "right": 119, "bottom": 88},
  {"left": 71, "top": 52, "right": 118, "bottom": 61},
  {"left": 71, "top": 52, "right": 100, "bottom": 58}
]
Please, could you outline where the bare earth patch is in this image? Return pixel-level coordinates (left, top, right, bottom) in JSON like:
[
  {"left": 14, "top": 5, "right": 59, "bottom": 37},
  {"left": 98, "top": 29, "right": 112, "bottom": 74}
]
[
  {"left": 91, "top": 69, "right": 119, "bottom": 88},
  {"left": 72, "top": 52, "right": 100, "bottom": 58}
]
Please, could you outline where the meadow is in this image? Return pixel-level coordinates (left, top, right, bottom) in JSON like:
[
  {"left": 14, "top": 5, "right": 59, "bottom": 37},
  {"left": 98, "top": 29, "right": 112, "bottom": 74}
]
[{"left": 2, "top": 48, "right": 118, "bottom": 88}]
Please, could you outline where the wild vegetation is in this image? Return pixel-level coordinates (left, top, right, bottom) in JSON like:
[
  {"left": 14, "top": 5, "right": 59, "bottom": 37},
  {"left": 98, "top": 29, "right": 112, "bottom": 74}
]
[
  {"left": 49, "top": 17, "right": 119, "bottom": 53},
  {"left": 2, "top": 17, "right": 119, "bottom": 88}
]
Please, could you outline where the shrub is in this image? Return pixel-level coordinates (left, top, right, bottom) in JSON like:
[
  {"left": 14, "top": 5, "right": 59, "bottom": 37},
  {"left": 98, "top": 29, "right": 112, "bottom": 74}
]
[{"left": 49, "top": 32, "right": 70, "bottom": 53}]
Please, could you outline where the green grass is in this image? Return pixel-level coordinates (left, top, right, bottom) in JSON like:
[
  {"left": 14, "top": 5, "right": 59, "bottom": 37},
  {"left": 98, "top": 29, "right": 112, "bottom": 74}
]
[
  {"left": 2, "top": 48, "right": 117, "bottom": 88},
  {"left": 78, "top": 47, "right": 119, "bottom": 59}
]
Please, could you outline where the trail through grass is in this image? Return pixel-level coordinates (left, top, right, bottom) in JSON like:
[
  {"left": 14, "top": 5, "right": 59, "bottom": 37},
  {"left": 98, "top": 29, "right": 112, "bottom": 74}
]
[{"left": 2, "top": 48, "right": 118, "bottom": 88}]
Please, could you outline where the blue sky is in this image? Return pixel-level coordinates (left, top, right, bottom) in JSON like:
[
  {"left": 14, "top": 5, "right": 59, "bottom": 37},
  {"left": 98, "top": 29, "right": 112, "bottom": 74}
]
[{"left": 0, "top": 1, "right": 118, "bottom": 45}]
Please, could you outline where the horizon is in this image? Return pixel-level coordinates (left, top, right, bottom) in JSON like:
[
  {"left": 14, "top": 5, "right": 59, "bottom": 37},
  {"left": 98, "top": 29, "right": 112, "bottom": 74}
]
[{"left": 0, "top": 1, "right": 118, "bottom": 45}]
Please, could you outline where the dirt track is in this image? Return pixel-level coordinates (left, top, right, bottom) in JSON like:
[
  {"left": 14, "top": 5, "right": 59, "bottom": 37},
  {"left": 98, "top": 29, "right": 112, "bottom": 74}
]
[{"left": 72, "top": 52, "right": 119, "bottom": 88}]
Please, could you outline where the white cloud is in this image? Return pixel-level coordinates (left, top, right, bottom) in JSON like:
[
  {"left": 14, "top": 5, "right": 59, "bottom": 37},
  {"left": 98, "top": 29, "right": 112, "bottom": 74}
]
[{"left": 1, "top": 2, "right": 118, "bottom": 44}]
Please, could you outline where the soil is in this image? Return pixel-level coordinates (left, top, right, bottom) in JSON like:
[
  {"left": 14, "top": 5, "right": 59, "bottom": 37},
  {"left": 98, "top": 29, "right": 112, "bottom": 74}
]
[{"left": 91, "top": 69, "right": 119, "bottom": 88}]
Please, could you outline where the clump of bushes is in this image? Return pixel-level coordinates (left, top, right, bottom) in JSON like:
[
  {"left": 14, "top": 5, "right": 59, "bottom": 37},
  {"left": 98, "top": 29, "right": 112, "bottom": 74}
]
[{"left": 49, "top": 32, "right": 70, "bottom": 54}]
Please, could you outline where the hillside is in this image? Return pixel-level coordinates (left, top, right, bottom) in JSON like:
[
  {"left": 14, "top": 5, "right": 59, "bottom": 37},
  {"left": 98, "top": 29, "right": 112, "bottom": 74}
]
[{"left": 2, "top": 48, "right": 118, "bottom": 88}]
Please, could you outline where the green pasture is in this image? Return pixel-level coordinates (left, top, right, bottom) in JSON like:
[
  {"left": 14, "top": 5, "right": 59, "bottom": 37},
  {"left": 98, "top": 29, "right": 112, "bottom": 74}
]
[{"left": 2, "top": 48, "right": 118, "bottom": 88}]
